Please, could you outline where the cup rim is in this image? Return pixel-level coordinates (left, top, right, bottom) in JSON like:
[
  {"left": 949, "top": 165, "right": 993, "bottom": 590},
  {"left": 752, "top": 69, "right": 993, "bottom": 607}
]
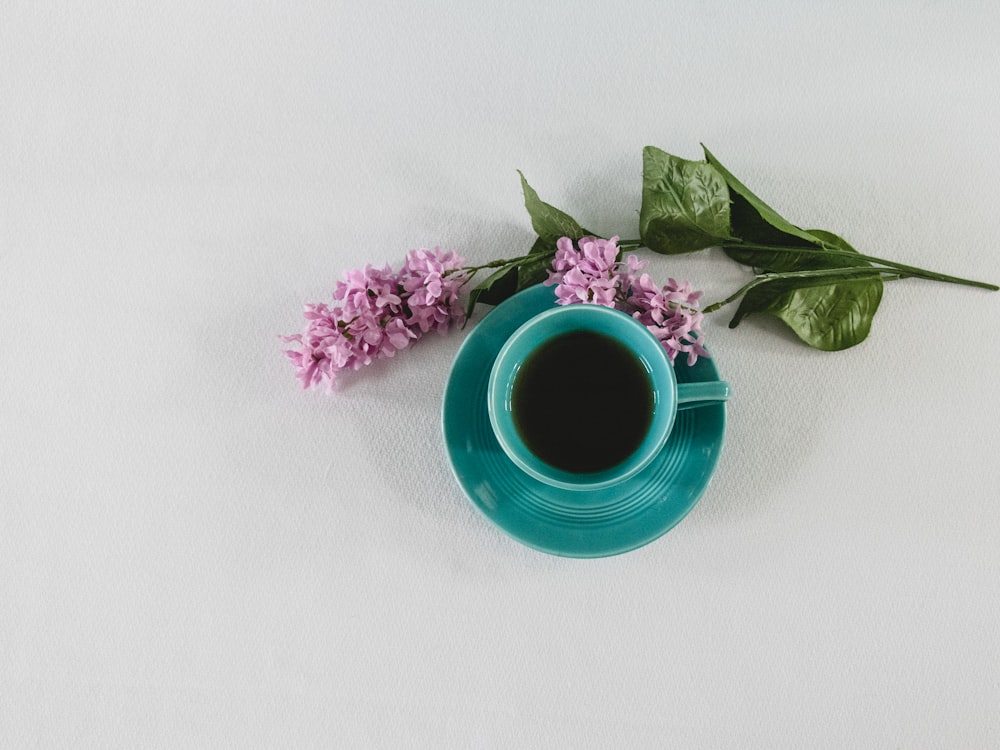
[{"left": 487, "top": 303, "right": 677, "bottom": 491}]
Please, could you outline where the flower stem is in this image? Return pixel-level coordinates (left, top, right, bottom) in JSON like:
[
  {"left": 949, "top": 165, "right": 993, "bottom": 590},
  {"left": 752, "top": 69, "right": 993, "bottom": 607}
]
[
  {"left": 722, "top": 242, "right": 998, "bottom": 291},
  {"left": 702, "top": 267, "right": 904, "bottom": 313},
  {"left": 450, "top": 249, "right": 555, "bottom": 278}
]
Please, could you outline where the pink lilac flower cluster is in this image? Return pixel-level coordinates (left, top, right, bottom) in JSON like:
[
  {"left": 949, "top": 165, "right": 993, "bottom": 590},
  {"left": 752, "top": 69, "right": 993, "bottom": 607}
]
[
  {"left": 282, "top": 248, "right": 467, "bottom": 390},
  {"left": 544, "top": 235, "right": 709, "bottom": 365}
]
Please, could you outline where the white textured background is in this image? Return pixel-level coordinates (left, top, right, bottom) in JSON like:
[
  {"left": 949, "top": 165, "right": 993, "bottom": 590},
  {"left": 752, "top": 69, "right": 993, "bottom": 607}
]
[{"left": 3, "top": 2, "right": 999, "bottom": 747}]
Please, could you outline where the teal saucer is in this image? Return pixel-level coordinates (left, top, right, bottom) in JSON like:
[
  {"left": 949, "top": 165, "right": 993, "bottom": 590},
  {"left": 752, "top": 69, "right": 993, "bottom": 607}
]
[{"left": 442, "top": 284, "right": 727, "bottom": 558}]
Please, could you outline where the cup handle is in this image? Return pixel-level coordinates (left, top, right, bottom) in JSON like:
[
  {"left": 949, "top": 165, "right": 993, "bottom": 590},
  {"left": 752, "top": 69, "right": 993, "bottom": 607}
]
[{"left": 676, "top": 381, "right": 731, "bottom": 411}]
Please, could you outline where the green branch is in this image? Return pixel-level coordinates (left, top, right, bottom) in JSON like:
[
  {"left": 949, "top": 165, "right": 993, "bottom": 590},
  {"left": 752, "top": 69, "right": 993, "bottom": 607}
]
[
  {"left": 703, "top": 267, "right": 903, "bottom": 313},
  {"left": 722, "top": 242, "right": 998, "bottom": 291}
]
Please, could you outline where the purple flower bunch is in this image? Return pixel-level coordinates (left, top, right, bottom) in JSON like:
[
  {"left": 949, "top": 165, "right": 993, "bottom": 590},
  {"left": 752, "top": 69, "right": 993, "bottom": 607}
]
[
  {"left": 282, "top": 248, "right": 467, "bottom": 390},
  {"left": 545, "top": 235, "right": 709, "bottom": 365},
  {"left": 282, "top": 236, "right": 710, "bottom": 390}
]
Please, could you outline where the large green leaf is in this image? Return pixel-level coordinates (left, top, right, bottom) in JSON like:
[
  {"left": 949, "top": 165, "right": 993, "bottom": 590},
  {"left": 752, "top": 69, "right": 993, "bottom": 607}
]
[
  {"left": 518, "top": 171, "right": 590, "bottom": 244},
  {"left": 729, "top": 274, "right": 884, "bottom": 350},
  {"left": 702, "top": 145, "right": 825, "bottom": 270},
  {"left": 639, "top": 146, "right": 732, "bottom": 254},
  {"left": 728, "top": 231, "right": 884, "bottom": 350}
]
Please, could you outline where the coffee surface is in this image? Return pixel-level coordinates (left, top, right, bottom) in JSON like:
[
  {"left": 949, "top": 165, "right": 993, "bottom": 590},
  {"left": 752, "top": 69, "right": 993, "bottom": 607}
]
[{"left": 511, "top": 329, "right": 654, "bottom": 474}]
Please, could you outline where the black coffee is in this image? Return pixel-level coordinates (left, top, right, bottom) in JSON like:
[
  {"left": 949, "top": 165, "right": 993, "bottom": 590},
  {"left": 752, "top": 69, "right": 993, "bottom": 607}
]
[{"left": 510, "top": 329, "right": 654, "bottom": 474}]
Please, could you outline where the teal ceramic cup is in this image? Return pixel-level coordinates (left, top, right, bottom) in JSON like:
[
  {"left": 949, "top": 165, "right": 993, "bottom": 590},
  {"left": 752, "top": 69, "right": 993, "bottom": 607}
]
[{"left": 488, "top": 304, "right": 730, "bottom": 491}]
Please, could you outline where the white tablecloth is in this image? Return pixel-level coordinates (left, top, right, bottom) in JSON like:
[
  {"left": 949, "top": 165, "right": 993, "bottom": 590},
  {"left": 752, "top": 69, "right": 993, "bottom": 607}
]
[{"left": 4, "top": 2, "right": 999, "bottom": 746}]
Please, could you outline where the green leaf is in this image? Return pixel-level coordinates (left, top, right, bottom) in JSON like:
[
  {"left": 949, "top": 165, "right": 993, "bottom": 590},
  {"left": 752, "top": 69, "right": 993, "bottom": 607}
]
[
  {"left": 470, "top": 171, "right": 587, "bottom": 319},
  {"left": 728, "top": 228, "right": 884, "bottom": 350},
  {"left": 702, "top": 144, "right": 825, "bottom": 270},
  {"left": 464, "top": 237, "right": 559, "bottom": 318},
  {"left": 465, "top": 264, "right": 518, "bottom": 318},
  {"left": 803, "top": 228, "right": 858, "bottom": 255},
  {"left": 702, "top": 144, "right": 821, "bottom": 246},
  {"left": 518, "top": 171, "right": 590, "bottom": 244},
  {"left": 728, "top": 273, "right": 884, "bottom": 351},
  {"left": 639, "top": 146, "right": 732, "bottom": 254},
  {"left": 515, "top": 240, "right": 558, "bottom": 287}
]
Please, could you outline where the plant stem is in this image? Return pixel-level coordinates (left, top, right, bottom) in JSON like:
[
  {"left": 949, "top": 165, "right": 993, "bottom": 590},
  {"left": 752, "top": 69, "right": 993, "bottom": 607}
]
[
  {"left": 450, "top": 249, "right": 555, "bottom": 278},
  {"left": 722, "top": 242, "right": 998, "bottom": 291},
  {"left": 703, "top": 267, "right": 904, "bottom": 313}
]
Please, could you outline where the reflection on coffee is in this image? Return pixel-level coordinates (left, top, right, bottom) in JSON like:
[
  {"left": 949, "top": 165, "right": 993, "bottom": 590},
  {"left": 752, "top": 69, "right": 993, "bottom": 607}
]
[{"left": 511, "top": 330, "right": 654, "bottom": 474}]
